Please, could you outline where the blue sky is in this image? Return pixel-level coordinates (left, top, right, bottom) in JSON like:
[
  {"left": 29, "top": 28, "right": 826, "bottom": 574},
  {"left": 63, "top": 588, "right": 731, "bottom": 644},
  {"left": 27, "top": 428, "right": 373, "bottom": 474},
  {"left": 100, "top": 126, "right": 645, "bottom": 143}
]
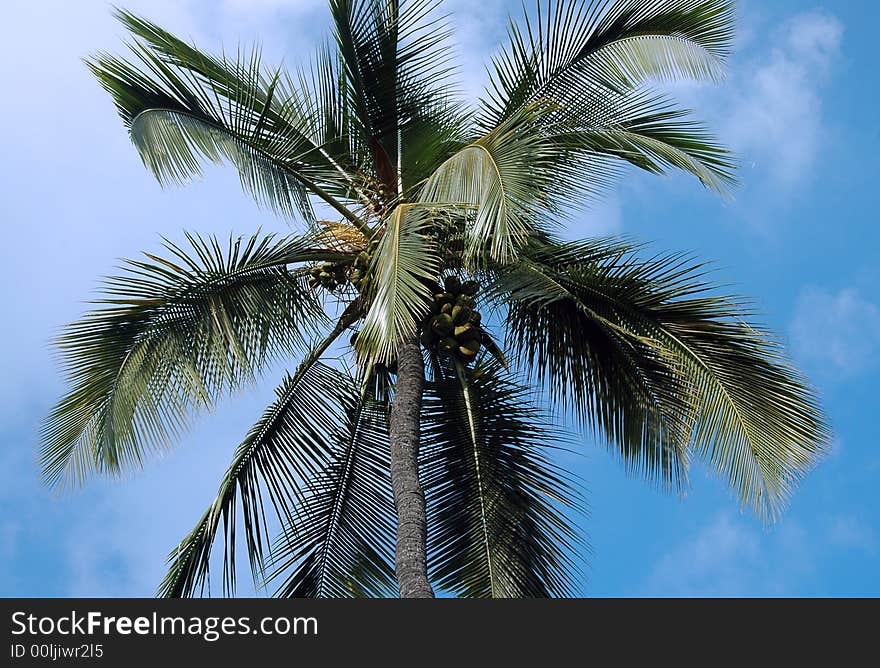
[{"left": 1, "top": 0, "right": 878, "bottom": 597}]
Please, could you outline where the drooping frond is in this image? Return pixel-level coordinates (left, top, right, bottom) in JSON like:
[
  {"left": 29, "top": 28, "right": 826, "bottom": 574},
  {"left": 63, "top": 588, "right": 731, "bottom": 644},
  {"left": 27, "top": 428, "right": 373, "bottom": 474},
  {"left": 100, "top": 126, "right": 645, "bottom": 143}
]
[
  {"left": 158, "top": 351, "right": 366, "bottom": 597},
  {"left": 480, "top": 0, "right": 737, "bottom": 194},
  {"left": 492, "top": 238, "right": 694, "bottom": 489},
  {"left": 357, "top": 204, "right": 440, "bottom": 361},
  {"left": 88, "top": 10, "right": 363, "bottom": 223},
  {"left": 563, "top": 90, "right": 735, "bottom": 193},
  {"left": 422, "top": 358, "right": 584, "bottom": 597},
  {"left": 484, "top": 0, "right": 736, "bottom": 123},
  {"left": 266, "top": 391, "right": 397, "bottom": 598},
  {"left": 40, "top": 232, "right": 330, "bottom": 488},
  {"left": 494, "top": 237, "right": 830, "bottom": 517}
]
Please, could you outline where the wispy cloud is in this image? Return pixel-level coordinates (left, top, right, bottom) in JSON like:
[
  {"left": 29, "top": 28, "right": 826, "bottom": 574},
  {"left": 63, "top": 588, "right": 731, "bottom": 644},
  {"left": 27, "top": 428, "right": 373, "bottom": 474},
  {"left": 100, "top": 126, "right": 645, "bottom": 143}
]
[
  {"left": 642, "top": 509, "right": 878, "bottom": 596},
  {"left": 722, "top": 12, "right": 844, "bottom": 188},
  {"left": 791, "top": 288, "right": 880, "bottom": 378},
  {"left": 644, "top": 514, "right": 771, "bottom": 597}
]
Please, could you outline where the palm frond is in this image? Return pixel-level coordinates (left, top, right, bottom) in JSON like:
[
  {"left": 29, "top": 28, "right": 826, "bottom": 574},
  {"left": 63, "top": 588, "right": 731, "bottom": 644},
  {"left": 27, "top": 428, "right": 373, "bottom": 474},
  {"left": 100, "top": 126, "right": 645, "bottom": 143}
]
[
  {"left": 562, "top": 90, "right": 736, "bottom": 193},
  {"left": 329, "top": 0, "right": 458, "bottom": 189},
  {"left": 494, "top": 237, "right": 830, "bottom": 517},
  {"left": 357, "top": 204, "right": 439, "bottom": 362},
  {"left": 422, "top": 358, "right": 584, "bottom": 597},
  {"left": 484, "top": 0, "right": 735, "bottom": 123},
  {"left": 480, "top": 0, "right": 737, "bottom": 194},
  {"left": 89, "top": 10, "right": 363, "bottom": 223},
  {"left": 492, "top": 239, "right": 694, "bottom": 490},
  {"left": 40, "top": 232, "right": 329, "bottom": 488},
  {"left": 158, "top": 349, "right": 366, "bottom": 597},
  {"left": 265, "top": 389, "right": 397, "bottom": 598},
  {"left": 419, "top": 102, "right": 568, "bottom": 264}
]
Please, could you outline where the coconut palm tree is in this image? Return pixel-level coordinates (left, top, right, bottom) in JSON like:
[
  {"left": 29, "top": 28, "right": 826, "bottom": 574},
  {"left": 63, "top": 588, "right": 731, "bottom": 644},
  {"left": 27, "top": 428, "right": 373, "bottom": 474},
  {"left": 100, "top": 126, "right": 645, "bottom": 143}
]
[{"left": 41, "top": 0, "right": 828, "bottom": 598}]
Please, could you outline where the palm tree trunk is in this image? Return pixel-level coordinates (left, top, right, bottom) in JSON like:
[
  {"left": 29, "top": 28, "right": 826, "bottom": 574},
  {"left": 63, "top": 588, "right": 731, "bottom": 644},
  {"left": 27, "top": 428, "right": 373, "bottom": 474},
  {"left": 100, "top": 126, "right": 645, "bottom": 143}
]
[{"left": 388, "top": 335, "right": 435, "bottom": 598}]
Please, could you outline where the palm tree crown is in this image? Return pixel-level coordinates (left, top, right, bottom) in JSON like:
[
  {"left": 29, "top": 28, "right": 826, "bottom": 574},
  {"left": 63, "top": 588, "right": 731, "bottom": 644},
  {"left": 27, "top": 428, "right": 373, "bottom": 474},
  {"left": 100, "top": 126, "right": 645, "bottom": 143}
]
[{"left": 41, "top": 0, "right": 828, "bottom": 597}]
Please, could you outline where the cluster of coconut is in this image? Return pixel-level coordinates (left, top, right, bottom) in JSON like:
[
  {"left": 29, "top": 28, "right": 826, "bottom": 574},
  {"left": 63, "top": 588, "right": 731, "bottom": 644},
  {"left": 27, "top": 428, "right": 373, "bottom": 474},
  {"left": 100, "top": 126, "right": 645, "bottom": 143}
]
[
  {"left": 420, "top": 276, "right": 483, "bottom": 363},
  {"left": 307, "top": 262, "right": 348, "bottom": 291},
  {"left": 349, "top": 251, "right": 371, "bottom": 293},
  {"left": 308, "top": 247, "right": 374, "bottom": 294}
]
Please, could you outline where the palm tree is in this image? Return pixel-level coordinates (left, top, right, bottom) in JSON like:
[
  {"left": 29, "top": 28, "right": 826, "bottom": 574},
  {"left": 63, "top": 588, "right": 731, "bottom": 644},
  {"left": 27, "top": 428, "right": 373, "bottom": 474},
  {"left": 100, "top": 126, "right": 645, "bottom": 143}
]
[{"left": 41, "top": 0, "right": 828, "bottom": 598}]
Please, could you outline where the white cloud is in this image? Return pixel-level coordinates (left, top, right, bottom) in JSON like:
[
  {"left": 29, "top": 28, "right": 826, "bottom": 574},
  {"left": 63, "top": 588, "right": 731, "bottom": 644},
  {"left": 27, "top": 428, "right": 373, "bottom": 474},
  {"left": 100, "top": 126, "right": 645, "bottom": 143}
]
[
  {"left": 791, "top": 288, "right": 880, "bottom": 377},
  {"left": 645, "top": 514, "right": 764, "bottom": 596},
  {"left": 643, "top": 513, "right": 816, "bottom": 597},
  {"left": 643, "top": 510, "right": 879, "bottom": 596},
  {"left": 443, "top": 0, "right": 508, "bottom": 98},
  {"left": 722, "top": 12, "right": 843, "bottom": 188}
]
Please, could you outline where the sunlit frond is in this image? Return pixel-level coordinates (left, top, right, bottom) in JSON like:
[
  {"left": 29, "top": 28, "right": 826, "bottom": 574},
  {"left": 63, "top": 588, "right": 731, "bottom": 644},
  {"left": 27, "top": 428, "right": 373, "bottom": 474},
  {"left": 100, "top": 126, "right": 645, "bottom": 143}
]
[
  {"left": 88, "top": 10, "right": 365, "bottom": 223},
  {"left": 357, "top": 204, "right": 440, "bottom": 361},
  {"left": 481, "top": 0, "right": 737, "bottom": 194},
  {"left": 420, "top": 103, "right": 573, "bottom": 264},
  {"left": 484, "top": 0, "right": 736, "bottom": 123},
  {"left": 40, "top": 232, "right": 330, "bottom": 488}
]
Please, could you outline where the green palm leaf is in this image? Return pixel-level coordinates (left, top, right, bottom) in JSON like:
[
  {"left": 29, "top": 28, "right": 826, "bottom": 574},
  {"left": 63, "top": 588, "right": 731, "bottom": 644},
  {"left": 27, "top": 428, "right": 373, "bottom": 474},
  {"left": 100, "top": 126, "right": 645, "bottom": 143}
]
[
  {"left": 40, "top": 232, "right": 330, "bottom": 488},
  {"left": 89, "top": 10, "right": 365, "bottom": 225},
  {"left": 357, "top": 204, "right": 440, "bottom": 361},
  {"left": 329, "top": 0, "right": 457, "bottom": 188},
  {"left": 422, "top": 358, "right": 584, "bottom": 597},
  {"left": 266, "top": 388, "right": 397, "bottom": 598},
  {"left": 481, "top": 0, "right": 737, "bottom": 194},
  {"left": 484, "top": 0, "right": 735, "bottom": 123},
  {"left": 158, "top": 348, "right": 362, "bottom": 597},
  {"left": 495, "top": 237, "right": 829, "bottom": 516},
  {"left": 493, "top": 240, "right": 694, "bottom": 489},
  {"left": 420, "top": 103, "right": 570, "bottom": 264}
]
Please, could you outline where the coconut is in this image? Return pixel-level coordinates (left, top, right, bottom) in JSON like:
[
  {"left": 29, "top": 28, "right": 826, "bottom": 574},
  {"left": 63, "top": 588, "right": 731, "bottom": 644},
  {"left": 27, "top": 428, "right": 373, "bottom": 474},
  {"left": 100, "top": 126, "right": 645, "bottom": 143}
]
[
  {"left": 452, "top": 305, "right": 472, "bottom": 324},
  {"left": 458, "top": 343, "right": 480, "bottom": 360},
  {"left": 431, "top": 313, "right": 454, "bottom": 335}
]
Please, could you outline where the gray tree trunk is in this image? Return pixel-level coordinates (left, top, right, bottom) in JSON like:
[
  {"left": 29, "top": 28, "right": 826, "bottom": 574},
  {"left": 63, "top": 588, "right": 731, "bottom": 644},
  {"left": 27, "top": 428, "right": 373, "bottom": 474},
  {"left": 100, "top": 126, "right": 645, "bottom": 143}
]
[{"left": 388, "top": 335, "right": 435, "bottom": 598}]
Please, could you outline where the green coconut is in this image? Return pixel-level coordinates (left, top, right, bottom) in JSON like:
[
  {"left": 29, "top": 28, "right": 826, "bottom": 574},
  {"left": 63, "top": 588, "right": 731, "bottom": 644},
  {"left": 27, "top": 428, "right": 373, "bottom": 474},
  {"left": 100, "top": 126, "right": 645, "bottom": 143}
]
[
  {"left": 451, "top": 305, "right": 472, "bottom": 324},
  {"left": 454, "top": 323, "right": 475, "bottom": 338},
  {"left": 458, "top": 342, "right": 480, "bottom": 360},
  {"left": 431, "top": 313, "right": 454, "bottom": 335}
]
